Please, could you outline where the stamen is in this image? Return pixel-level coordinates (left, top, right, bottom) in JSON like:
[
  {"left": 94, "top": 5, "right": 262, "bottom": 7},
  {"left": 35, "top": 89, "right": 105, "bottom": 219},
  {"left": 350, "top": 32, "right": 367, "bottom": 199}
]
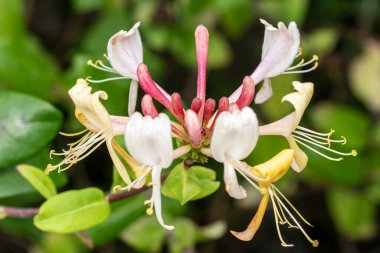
[
  {"left": 46, "top": 130, "right": 107, "bottom": 174},
  {"left": 59, "top": 129, "right": 88, "bottom": 137},
  {"left": 233, "top": 165, "right": 261, "bottom": 192},
  {"left": 293, "top": 130, "right": 347, "bottom": 147},
  {"left": 293, "top": 134, "right": 357, "bottom": 160},
  {"left": 113, "top": 166, "right": 151, "bottom": 192},
  {"left": 87, "top": 76, "right": 129, "bottom": 83},
  {"left": 268, "top": 188, "right": 294, "bottom": 247},
  {"left": 87, "top": 60, "right": 117, "bottom": 73},
  {"left": 232, "top": 160, "right": 269, "bottom": 183},
  {"left": 270, "top": 186, "right": 319, "bottom": 247},
  {"left": 283, "top": 55, "right": 318, "bottom": 74}
]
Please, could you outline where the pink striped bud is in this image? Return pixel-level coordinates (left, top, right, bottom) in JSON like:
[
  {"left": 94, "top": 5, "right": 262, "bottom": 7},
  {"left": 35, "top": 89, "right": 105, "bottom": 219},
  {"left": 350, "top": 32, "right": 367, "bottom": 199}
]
[
  {"left": 141, "top": 94, "right": 158, "bottom": 118},
  {"left": 203, "top": 98, "right": 216, "bottom": 127},
  {"left": 191, "top": 97, "right": 203, "bottom": 114},
  {"left": 137, "top": 64, "right": 173, "bottom": 113},
  {"left": 171, "top": 92, "right": 185, "bottom": 124},
  {"left": 195, "top": 25, "right": 209, "bottom": 102},
  {"left": 235, "top": 76, "right": 255, "bottom": 109},
  {"left": 185, "top": 109, "right": 202, "bottom": 147}
]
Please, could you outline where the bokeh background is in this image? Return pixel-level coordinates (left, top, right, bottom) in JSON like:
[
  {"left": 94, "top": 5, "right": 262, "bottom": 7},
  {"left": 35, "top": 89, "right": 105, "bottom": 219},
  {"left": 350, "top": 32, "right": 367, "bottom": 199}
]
[{"left": 1, "top": 0, "right": 380, "bottom": 252}]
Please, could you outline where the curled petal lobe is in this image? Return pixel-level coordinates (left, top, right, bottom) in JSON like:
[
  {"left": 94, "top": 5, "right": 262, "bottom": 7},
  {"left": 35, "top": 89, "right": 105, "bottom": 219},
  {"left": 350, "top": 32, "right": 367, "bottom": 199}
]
[
  {"left": 69, "top": 79, "right": 112, "bottom": 132},
  {"left": 107, "top": 22, "right": 143, "bottom": 80},
  {"left": 282, "top": 81, "right": 313, "bottom": 131}
]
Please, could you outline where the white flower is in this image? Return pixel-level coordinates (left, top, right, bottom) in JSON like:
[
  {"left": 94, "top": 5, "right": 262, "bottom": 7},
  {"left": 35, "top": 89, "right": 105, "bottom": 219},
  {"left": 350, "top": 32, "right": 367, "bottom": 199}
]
[
  {"left": 229, "top": 20, "right": 317, "bottom": 104},
  {"left": 107, "top": 22, "right": 143, "bottom": 80},
  {"left": 259, "top": 81, "right": 356, "bottom": 172},
  {"left": 46, "top": 79, "right": 134, "bottom": 185},
  {"left": 88, "top": 22, "right": 143, "bottom": 116},
  {"left": 123, "top": 112, "right": 174, "bottom": 230},
  {"left": 210, "top": 107, "right": 259, "bottom": 199}
]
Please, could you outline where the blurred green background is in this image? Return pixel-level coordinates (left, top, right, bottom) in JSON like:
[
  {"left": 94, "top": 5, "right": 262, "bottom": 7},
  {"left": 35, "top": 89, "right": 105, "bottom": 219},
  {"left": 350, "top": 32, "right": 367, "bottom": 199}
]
[{"left": 0, "top": 0, "right": 380, "bottom": 252}]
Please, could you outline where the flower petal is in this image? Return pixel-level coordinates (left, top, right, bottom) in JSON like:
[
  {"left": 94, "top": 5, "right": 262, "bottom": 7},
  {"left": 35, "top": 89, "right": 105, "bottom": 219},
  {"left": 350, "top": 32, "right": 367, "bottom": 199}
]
[
  {"left": 69, "top": 79, "right": 112, "bottom": 132},
  {"left": 128, "top": 79, "right": 139, "bottom": 116},
  {"left": 107, "top": 22, "right": 143, "bottom": 80},
  {"left": 211, "top": 107, "right": 259, "bottom": 162},
  {"left": 282, "top": 81, "right": 314, "bottom": 131},
  {"left": 254, "top": 78, "right": 273, "bottom": 104},
  {"left": 124, "top": 112, "right": 173, "bottom": 167},
  {"left": 224, "top": 162, "right": 247, "bottom": 199},
  {"left": 287, "top": 136, "right": 308, "bottom": 172},
  {"left": 251, "top": 20, "right": 300, "bottom": 84},
  {"left": 152, "top": 166, "right": 174, "bottom": 230}
]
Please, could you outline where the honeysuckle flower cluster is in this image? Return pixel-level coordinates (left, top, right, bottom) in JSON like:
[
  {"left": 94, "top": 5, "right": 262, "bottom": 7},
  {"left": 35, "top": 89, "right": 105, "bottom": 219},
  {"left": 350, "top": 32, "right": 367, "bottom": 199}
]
[{"left": 47, "top": 20, "right": 356, "bottom": 247}]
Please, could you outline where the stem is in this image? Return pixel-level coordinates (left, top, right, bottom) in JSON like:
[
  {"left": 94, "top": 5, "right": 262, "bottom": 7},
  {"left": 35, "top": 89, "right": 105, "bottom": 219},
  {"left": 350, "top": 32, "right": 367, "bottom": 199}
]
[{"left": 0, "top": 175, "right": 169, "bottom": 218}]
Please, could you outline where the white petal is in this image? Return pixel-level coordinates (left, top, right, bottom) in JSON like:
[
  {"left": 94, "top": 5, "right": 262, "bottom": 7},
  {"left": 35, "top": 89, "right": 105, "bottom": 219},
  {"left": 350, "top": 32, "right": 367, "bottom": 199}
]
[
  {"left": 152, "top": 166, "right": 174, "bottom": 230},
  {"left": 128, "top": 79, "right": 139, "bottom": 116},
  {"left": 124, "top": 112, "right": 173, "bottom": 167},
  {"left": 107, "top": 22, "right": 143, "bottom": 80},
  {"left": 259, "top": 112, "right": 295, "bottom": 137},
  {"left": 254, "top": 78, "right": 273, "bottom": 104},
  {"left": 251, "top": 20, "right": 300, "bottom": 84},
  {"left": 223, "top": 162, "right": 247, "bottom": 199},
  {"left": 282, "top": 81, "right": 314, "bottom": 131},
  {"left": 211, "top": 107, "right": 259, "bottom": 162}
]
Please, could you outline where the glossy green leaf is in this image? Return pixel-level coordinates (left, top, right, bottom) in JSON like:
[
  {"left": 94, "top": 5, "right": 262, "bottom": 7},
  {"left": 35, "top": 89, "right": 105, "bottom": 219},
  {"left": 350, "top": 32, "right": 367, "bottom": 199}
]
[
  {"left": 327, "top": 188, "right": 376, "bottom": 239},
  {"left": 17, "top": 164, "right": 57, "bottom": 199},
  {"left": 0, "top": 38, "right": 59, "bottom": 99},
  {"left": 162, "top": 163, "right": 201, "bottom": 205},
  {"left": 0, "top": 92, "right": 62, "bottom": 167},
  {"left": 121, "top": 216, "right": 166, "bottom": 252},
  {"left": 34, "top": 188, "right": 110, "bottom": 234},
  {"left": 309, "top": 103, "right": 371, "bottom": 150},
  {"left": 188, "top": 166, "right": 220, "bottom": 200},
  {"left": 168, "top": 218, "right": 197, "bottom": 253},
  {"left": 0, "top": 167, "right": 35, "bottom": 199},
  {"left": 162, "top": 163, "right": 220, "bottom": 205}
]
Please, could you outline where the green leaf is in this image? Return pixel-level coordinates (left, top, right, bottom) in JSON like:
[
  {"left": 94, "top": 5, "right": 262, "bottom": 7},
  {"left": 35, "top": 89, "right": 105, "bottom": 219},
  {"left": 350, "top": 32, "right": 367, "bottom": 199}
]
[
  {"left": 121, "top": 216, "right": 167, "bottom": 252},
  {"left": 168, "top": 218, "right": 197, "bottom": 253},
  {"left": 327, "top": 188, "right": 376, "bottom": 239},
  {"left": 0, "top": 167, "right": 35, "bottom": 199},
  {"left": 162, "top": 164, "right": 220, "bottom": 205},
  {"left": 16, "top": 164, "right": 57, "bottom": 199},
  {"left": 38, "top": 234, "right": 89, "bottom": 253},
  {"left": 0, "top": 92, "right": 62, "bottom": 167},
  {"left": 188, "top": 166, "right": 220, "bottom": 200},
  {"left": 162, "top": 163, "right": 201, "bottom": 205},
  {"left": 0, "top": 38, "right": 59, "bottom": 100},
  {"left": 34, "top": 188, "right": 110, "bottom": 234}
]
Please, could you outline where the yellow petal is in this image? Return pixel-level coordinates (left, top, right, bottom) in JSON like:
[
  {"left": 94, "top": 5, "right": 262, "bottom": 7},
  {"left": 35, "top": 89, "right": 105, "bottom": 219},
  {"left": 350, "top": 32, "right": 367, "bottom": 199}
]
[{"left": 281, "top": 81, "right": 313, "bottom": 131}]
